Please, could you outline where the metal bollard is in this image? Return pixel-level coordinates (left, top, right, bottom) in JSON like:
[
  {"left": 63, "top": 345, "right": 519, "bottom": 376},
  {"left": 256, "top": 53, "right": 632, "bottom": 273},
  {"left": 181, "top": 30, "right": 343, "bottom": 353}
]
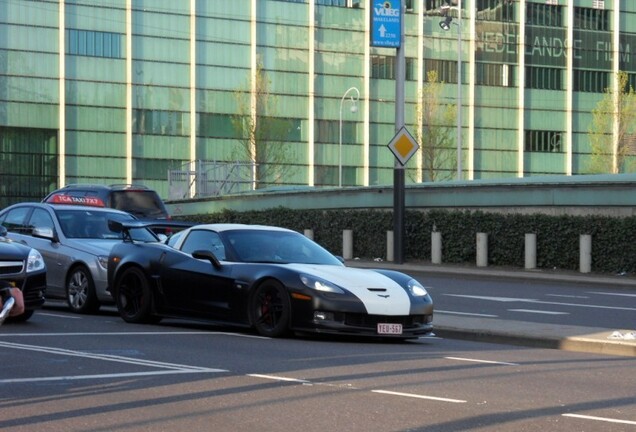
[
  {"left": 580, "top": 234, "right": 591, "bottom": 273},
  {"left": 525, "top": 233, "right": 536, "bottom": 270},
  {"left": 476, "top": 232, "right": 488, "bottom": 267},
  {"left": 431, "top": 231, "right": 442, "bottom": 264},
  {"left": 343, "top": 229, "right": 353, "bottom": 260},
  {"left": 386, "top": 231, "right": 394, "bottom": 262},
  {"left": 304, "top": 229, "right": 314, "bottom": 240}
]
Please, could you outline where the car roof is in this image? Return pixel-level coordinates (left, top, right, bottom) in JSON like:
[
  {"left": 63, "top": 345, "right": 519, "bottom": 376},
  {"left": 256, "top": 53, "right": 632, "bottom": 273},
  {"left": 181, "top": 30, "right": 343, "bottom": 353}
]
[
  {"left": 5, "top": 202, "right": 132, "bottom": 215},
  {"left": 58, "top": 183, "right": 152, "bottom": 191},
  {"left": 192, "top": 224, "right": 295, "bottom": 233}
]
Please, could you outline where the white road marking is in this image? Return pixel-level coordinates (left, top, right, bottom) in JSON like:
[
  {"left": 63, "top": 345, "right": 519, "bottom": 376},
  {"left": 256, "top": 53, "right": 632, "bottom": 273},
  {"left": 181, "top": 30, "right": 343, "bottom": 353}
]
[
  {"left": 1, "top": 370, "right": 220, "bottom": 384},
  {"left": 588, "top": 291, "right": 636, "bottom": 298},
  {"left": 37, "top": 312, "right": 82, "bottom": 319},
  {"left": 445, "top": 356, "right": 519, "bottom": 366},
  {"left": 0, "top": 331, "right": 270, "bottom": 339},
  {"left": 508, "top": 309, "right": 569, "bottom": 315},
  {"left": 444, "top": 294, "right": 636, "bottom": 311},
  {"left": 247, "top": 374, "right": 310, "bottom": 384},
  {"left": 563, "top": 413, "right": 636, "bottom": 425},
  {"left": 435, "top": 310, "right": 498, "bottom": 318},
  {"left": 0, "top": 341, "right": 227, "bottom": 384},
  {"left": 372, "top": 390, "right": 466, "bottom": 403},
  {"left": 545, "top": 294, "right": 589, "bottom": 299}
]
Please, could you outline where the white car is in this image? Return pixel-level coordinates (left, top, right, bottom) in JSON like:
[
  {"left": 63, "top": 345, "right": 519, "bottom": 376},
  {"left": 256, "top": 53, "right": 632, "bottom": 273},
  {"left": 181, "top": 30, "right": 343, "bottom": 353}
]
[{"left": 0, "top": 202, "right": 158, "bottom": 313}]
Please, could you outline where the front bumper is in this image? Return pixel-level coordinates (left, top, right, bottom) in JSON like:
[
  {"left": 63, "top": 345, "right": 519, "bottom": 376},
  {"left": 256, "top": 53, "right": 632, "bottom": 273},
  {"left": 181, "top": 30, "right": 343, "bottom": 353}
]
[
  {"left": 290, "top": 291, "right": 434, "bottom": 338},
  {"left": 0, "top": 270, "right": 46, "bottom": 310}
]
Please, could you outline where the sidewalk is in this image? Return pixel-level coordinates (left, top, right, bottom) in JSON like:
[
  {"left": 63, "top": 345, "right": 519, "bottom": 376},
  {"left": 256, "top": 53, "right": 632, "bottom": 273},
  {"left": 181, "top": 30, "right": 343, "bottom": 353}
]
[{"left": 347, "top": 260, "right": 636, "bottom": 357}]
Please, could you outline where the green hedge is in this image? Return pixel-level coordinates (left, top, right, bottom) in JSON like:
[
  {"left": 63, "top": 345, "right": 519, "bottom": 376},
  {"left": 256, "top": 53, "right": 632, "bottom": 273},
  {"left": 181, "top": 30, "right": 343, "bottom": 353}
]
[{"left": 179, "top": 208, "right": 636, "bottom": 274}]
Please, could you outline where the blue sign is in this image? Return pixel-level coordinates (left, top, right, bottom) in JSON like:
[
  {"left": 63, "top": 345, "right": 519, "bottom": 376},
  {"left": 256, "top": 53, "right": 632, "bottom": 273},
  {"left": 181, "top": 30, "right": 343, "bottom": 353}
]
[{"left": 370, "top": 1, "right": 402, "bottom": 48}]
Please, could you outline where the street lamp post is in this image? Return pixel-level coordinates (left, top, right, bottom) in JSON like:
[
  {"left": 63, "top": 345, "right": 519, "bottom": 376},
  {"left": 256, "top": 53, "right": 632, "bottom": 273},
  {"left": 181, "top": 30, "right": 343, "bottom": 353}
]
[
  {"left": 439, "top": 1, "right": 462, "bottom": 181},
  {"left": 339, "top": 87, "right": 360, "bottom": 188}
]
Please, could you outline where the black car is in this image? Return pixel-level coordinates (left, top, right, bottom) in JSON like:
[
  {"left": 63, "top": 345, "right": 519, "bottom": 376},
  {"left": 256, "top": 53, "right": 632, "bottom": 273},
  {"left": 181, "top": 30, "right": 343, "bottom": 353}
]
[
  {"left": 43, "top": 183, "right": 170, "bottom": 225},
  {"left": 0, "top": 226, "right": 46, "bottom": 322},
  {"left": 108, "top": 222, "right": 434, "bottom": 339}
]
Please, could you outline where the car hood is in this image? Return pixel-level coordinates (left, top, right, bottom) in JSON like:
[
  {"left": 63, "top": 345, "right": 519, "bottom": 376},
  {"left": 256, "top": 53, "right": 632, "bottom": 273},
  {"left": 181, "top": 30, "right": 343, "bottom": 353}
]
[
  {"left": 287, "top": 264, "right": 411, "bottom": 315},
  {"left": 0, "top": 238, "right": 30, "bottom": 259},
  {"left": 63, "top": 239, "right": 122, "bottom": 255}
]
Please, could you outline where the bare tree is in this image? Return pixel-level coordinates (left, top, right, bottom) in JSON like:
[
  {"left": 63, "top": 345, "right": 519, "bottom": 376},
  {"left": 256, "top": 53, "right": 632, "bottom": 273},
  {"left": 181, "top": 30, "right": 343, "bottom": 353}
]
[
  {"left": 412, "top": 70, "right": 457, "bottom": 182},
  {"left": 231, "top": 62, "right": 295, "bottom": 190},
  {"left": 587, "top": 71, "right": 636, "bottom": 174}
]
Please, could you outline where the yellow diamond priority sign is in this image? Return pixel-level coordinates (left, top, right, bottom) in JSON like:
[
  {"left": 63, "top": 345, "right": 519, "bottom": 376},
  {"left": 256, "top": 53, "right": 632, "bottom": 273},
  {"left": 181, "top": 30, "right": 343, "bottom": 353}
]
[{"left": 387, "top": 126, "right": 419, "bottom": 166}]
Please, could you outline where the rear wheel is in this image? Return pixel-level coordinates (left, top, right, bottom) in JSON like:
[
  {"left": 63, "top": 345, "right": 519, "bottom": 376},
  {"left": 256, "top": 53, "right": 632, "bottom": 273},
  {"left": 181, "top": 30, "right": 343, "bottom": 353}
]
[
  {"left": 66, "top": 266, "right": 99, "bottom": 314},
  {"left": 114, "top": 266, "right": 160, "bottom": 324},
  {"left": 249, "top": 280, "right": 291, "bottom": 338}
]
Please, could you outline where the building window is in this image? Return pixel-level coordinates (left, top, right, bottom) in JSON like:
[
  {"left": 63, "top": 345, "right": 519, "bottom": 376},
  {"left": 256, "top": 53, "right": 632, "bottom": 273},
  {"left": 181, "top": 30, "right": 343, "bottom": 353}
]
[
  {"left": 526, "top": 3, "right": 563, "bottom": 27},
  {"left": 525, "top": 66, "right": 563, "bottom": 90},
  {"left": 371, "top": 56, "right": 417, "bottom": 81},
  {"left": 315, "top": 0, "right": 361, "bottom": 7},
  {"left": 315, "top": 120, "right": 357, "bottom": 144},
  {"left": 573, "top": 70, "right": 609, "bottom": 93},
  {"left": 476, "top": 63, "right": 514, "bottom": 87},
  {"left": 573, "top": 7, "right": 609, "bottom": 31},
  {"left": 133, "top": 109, "right": 185, "bottom": 136},
  {"left": 66, "top": 29, "right": 123, "bottom": 59},
  {"left": 628, "top": 74, "right": 636, "bottom": 92},
  {"left": 425, "top": 0, "right": 452, "bottom": 12},
  {"left": 525, "top": 130, "right": 562, "bottom": 153},
  {"left": 476, "top": 0, "right": 515, "bottom": 22},
  {"left": 424, "top": 59, "right": 459, "bottom": 84}
]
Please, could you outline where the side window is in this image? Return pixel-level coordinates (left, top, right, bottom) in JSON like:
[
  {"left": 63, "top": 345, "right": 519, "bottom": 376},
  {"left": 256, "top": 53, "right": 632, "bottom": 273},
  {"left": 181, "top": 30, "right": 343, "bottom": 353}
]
[
  {"left": 181, "top": 230, "right": 226, "bottom": 260},
  {"left": 27, "top": 208, "right": 55, "bottom": 232},
  {"left": 2, "top": 207, "right": 31, "bottom": 233}
]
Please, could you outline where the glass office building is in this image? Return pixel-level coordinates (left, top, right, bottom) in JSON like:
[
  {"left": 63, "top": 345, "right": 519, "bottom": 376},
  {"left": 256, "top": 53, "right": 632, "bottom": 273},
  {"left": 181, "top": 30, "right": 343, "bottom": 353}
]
[{"left": 1, "top": 0, "right": 635, "bottom": 206}]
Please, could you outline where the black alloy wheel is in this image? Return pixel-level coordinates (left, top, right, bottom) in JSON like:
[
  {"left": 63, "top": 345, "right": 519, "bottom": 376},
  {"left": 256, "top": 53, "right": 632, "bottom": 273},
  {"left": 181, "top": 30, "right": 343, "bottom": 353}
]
[
  {"left": 115, "top": 266, "right": 160, "bottom": 324},
  {"left": 250, "top": 280, "right": 291, "bottom": 338}
]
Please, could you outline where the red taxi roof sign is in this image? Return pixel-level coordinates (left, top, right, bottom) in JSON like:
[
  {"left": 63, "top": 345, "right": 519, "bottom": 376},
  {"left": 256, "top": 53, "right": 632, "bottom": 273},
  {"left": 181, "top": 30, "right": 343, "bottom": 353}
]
[{"left": 48, "top": 194, "right": 106, "bottom": 207}]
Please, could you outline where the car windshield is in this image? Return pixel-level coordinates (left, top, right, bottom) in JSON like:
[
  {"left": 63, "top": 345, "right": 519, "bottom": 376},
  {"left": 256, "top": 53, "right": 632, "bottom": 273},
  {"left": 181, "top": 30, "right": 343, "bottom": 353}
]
[
  {"left": 110, "top": 191, "right": 166, "bottom": 218},
  {"left": 55, "top": 209, "right": 158, "bottom": 242},
  {"left": 224, "top": 229, "right": 343, "bottom": 265}
]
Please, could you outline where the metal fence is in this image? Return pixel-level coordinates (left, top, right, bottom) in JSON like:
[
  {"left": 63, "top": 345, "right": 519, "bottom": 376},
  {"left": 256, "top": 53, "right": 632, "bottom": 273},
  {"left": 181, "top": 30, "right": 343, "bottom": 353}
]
[{"left": 168, "top": 160, "right": 255, "bottom": 200}]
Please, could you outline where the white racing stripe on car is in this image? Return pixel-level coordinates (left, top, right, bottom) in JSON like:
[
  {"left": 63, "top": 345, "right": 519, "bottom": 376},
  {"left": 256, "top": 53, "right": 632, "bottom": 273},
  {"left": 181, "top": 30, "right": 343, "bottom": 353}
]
[{"left": 290, "top": 264, "right": 412, "bottom": 315}]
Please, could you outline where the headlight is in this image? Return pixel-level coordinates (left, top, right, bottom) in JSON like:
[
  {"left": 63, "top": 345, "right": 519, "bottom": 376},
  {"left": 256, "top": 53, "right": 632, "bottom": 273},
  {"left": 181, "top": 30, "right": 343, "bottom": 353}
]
[
  {"left": 26, "top": 249, "right": 45, "bottom": 273},
  {"left": 97, "top": 255, "right": 109, "bottom": 270},
  {"left": 407, "top": 278, "right": 428, "bottom": 297},
  {"left": 300, "top": 274, "right": 345, "bottom": 294}
]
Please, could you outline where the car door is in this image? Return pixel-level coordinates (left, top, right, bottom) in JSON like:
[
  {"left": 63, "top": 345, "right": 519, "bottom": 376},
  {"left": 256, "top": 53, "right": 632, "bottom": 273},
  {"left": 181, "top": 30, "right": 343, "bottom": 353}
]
[
  {"left": 21, "top": 207, "right": 69, "bottom": 298},
  {"left": 161, "top": 229, "right": 237, "bottom": 320}
]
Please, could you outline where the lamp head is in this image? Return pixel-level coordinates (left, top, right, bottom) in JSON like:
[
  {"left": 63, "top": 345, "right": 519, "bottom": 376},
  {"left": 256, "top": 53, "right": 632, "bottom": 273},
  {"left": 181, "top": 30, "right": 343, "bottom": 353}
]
[
  {"left": 350, "top": 101, "right": 358, "bottom": 113},
  {"left": 439, "top": 16, "right": 452, "bottom": 31}
]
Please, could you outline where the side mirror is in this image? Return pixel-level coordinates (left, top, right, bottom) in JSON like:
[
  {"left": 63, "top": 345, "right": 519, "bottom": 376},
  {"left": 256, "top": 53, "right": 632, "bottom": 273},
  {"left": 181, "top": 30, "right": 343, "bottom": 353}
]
[
  {"left": 32, "top": 227, "right": 57, "bottom": 242},
  {"left": 192, "top": 249, "right": 222, "bottom": 270},
  {"left": 0, "top": 226, "right": 7, "bottom": 237}
]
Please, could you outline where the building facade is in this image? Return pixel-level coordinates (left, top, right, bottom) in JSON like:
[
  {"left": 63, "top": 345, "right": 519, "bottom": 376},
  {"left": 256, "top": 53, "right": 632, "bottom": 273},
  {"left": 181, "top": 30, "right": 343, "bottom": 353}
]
[{"left": 1, "top": 0, "right": 635, "bottom": 206}]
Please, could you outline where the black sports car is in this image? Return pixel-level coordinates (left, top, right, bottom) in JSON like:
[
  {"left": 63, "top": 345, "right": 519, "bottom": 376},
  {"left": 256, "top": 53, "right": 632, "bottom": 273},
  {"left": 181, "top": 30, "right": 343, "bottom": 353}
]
[
  {"left": 0, "top": 225, "right": 46, "bottom": 322},
  {"left": 107, "top": 222, "right": 434, "bottom": 338}
]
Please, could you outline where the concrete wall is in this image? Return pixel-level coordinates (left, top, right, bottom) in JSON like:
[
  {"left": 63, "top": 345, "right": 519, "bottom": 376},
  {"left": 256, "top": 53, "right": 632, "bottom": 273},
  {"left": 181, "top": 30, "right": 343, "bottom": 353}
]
[{"left": 166, "top": 174, "right": 636, "bottom": 218}]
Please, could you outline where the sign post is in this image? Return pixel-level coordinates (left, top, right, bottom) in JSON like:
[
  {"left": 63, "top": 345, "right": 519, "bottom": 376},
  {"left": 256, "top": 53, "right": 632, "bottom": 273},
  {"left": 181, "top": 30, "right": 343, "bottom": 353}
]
[{"left": 370, "top": 1, "right": 407, "bottom": 264}]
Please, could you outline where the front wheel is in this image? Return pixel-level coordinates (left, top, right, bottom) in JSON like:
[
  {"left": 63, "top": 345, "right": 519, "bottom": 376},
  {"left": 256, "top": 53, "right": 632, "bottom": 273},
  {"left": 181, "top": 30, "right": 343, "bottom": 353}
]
[
  {"left": 249, "top": 280, "right": 291, "bottom": 338},
  {"left": 114, "top": 266, "right": 160, "bottom": 324},
  {"left": 66, "top": 266, "right": 99, "bottom": 314}
]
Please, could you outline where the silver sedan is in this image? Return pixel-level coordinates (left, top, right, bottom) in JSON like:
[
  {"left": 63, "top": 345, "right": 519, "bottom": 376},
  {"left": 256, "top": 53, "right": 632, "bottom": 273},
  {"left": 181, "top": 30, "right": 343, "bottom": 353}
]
[{"left": 0, "top": 203, "right": 158, "bottom": 313}]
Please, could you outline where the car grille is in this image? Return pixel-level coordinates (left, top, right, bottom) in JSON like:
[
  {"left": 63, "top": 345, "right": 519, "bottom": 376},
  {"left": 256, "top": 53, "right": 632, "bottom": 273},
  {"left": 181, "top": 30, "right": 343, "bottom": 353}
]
[
  {"left": 343, "top": 313, "right": 430, "bottom": 329},
  {"left": 0, "top": 260, "right": 24, "bottom": 275}
]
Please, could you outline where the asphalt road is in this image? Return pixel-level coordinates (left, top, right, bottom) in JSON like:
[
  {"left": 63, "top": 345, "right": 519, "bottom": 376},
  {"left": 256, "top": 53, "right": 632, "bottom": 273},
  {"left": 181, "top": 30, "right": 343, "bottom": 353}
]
[{"left": 1, "top": 298, "right": 636, "bottom": 431}]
